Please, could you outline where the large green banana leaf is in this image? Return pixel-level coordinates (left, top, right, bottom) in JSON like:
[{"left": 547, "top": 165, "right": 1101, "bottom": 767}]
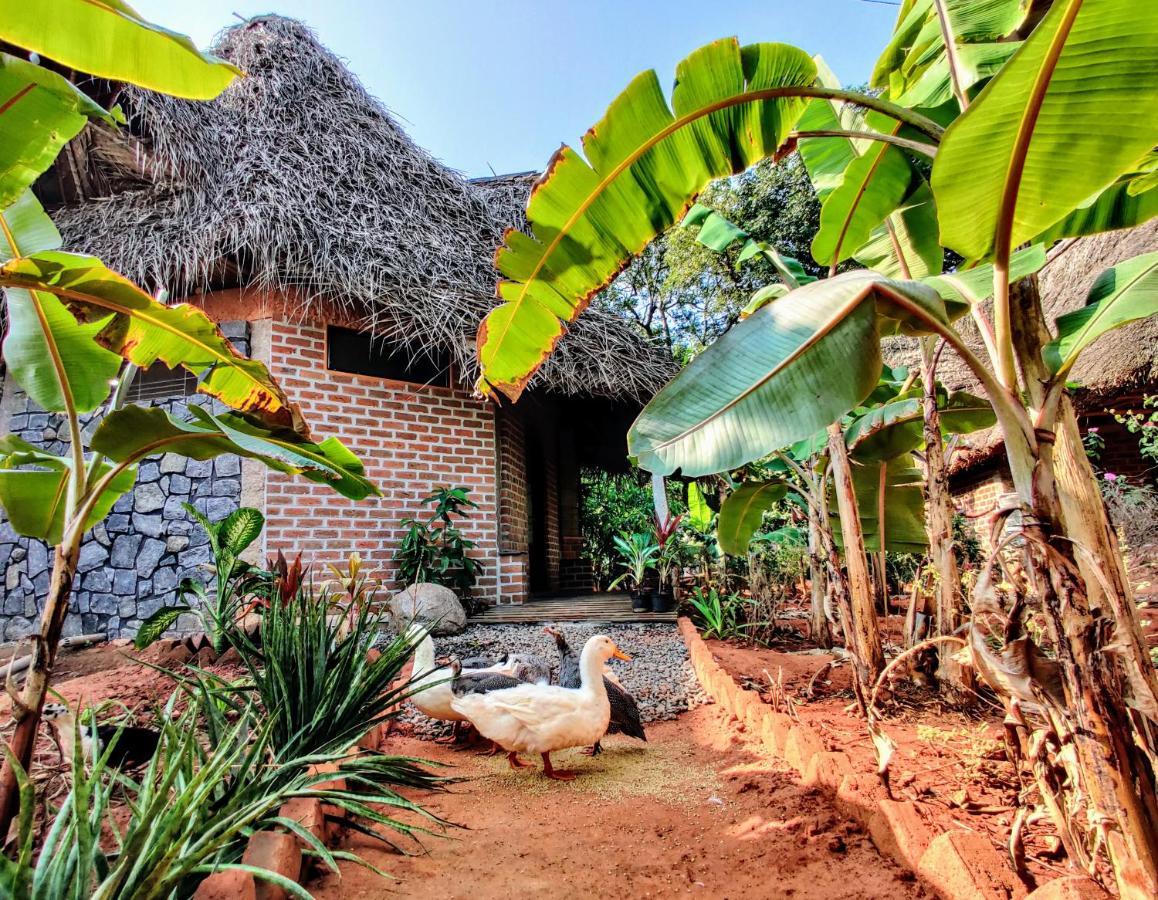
[
  {"left": 830, "top": 457, "right": 928, "bottom": 553},
  {"left": 872, "top": 0, "right": 1028, "bottom": 106},
  {"left": 717, "top": 480, "right": 788, "bottom": 555},
  {"left": 1032, "top": 167, "right": 1158, "bottom": 245},
  {"left": 477, "top": 39, "right": 818, "bottom": 400},
  {"left": 91, "top": 406, "right": 379, "bottom": 501},
  {"left": 853, "top": 181, "right": 943, "bottom": 280},
  {"left": 921, "top": 243, "right": 1046, "bottom": 306},
  {"left": 0, "top": 252, "right": 305, "bottom": 434},
  {"left": 476, "top": 40, "right": 943, "bottom": 401},
  {"left": 0, "top": 53, "right": 113, "bottom": 209},
  {"left": 796, "top": 62, "right": 941, "bottom": 278},
  {"left": 627, "top": 270, "right": 950, "bottom": 477},
  {"left": 932, "top": 0, "right": 1158, "bottom": 262},
  {"left": 1, "top": 193, "right": 121, "bottom": 413},
  {"left": 845, "top": 389, "right": 995, "bottom": 461},
  {"left": 1043, "top": 251, "right": 1158, "bottom": 375},
  {"left": 0, "top": 0, "right": 241, "bottom": 100},
  {"left": 0, "top": 436, "right": 136, "bottom": 544}
]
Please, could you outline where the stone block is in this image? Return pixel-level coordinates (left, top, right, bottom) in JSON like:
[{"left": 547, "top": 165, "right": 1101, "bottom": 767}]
[
  {"left": 132, "top": 513, "right": 164, "bottom": 537},
  {"left": 168, "top": 473, "right": 192, "bottom": 494},
  {"left": 867, "top": 799, "right": 936, "bottom": 871},
  {"left": 77, "top": 542, "right": 109, "bottom": 573},
  {"left": 804, "top": 751, "right": 854, "bottom": 790},
  {"left": 194, "top": 869, "right": 256, "bottom": 900},
  {"left": 110, "top": 533, "right": 143, "bottom": 568},
  {"left": 783, "top": 725, "right": 825, "bottom": 776},
  {"left": 134, "top": 483, "right": 166, "bottom": 514},
  {"left": 160, "top": 454, "right": 186, "bottom": 474},
  {"left": 114, "top": 570, "right": 137, "bottom": 594},
  {"left": 82, "top": 569, "right": 113, "bottom": 593},
  {"left": 1025, "top": 877, "right": 1109, "bottom": 900},
  {"left": 138, "top": 462, "right": 161, "bottom": 483},
  {"left": 137, "top": 538, "right": 166, "bottom": 574},
  {"left": 153, "top": 567, "right": 179, "bottom": 594},
  {"left": 918, "top": 830, "right": 1026, "bottom": 900},
  {"left": 242, "top": 832, "right": 302, "bottom": 900},
  {"left": 215, "top": 456, "right": 241, "bottom": 477}
]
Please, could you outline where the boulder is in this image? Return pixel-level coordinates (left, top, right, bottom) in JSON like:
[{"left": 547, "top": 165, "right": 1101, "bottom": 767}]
[{"left": 387, "top": 583, "right": 466, "bottom": 635}]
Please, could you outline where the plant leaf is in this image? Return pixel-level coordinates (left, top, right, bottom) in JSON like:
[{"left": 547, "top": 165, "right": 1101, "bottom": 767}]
[
  {"left": 0, "top": 0, "right": 241, "bottom": 100},
  {"left": 218, "top": 507, "right": 265, "bottom": 558},
  {"left": 476, "top": 39, "right": 820, "bottom": 400},
  {"left": 0, "top": 251, "right": 305, "bottom": 432},
  {"left": 830, "top": 457, "right": 928, "bottom": 552},
  {"left": 1032, "top": 169, "right": 1158, "bottom": 245},
  {"left": 1043, "top": 251, "right": 1158, "bottom": 375},
  {"left": 0, "top": 445, "right": 136, "bottom": 544},
  {"left": 686, "top": 481, "right": 714, "bottom": 531},
  {"left": 811, "top": 113, "right": 915, "bottom": 268},
  {"left": 628, "top": 270, "right": 949, "bottom": 476},
  {"left": 134, "top": 606, "right": 191, "bottom": 650},
  {"left": 932, "top": 0, "right": 1158, "bottom": 261},
  {"left": 684, "top": 203, "right": 815, "bottom": 288},
  {"left": 90, "top": 405, "right": 379, "bottom": 501},
  {"left": 0, "top": 52, "right": 113, "bottom": 208},
  {"left": 846, "top": 389, "right": 995, "bottom": 461},
  {"left": 921, "top": 243, "right": 1046, "bottom": 306},
  {"left": 1, "top": 193, "right": 123, "bottom": 413},
  {"left": 853, "top": 181, "right": 943, "bottom": 279},
  {"left": 717, "top": 480, "right": 788, "bottom": 555}
]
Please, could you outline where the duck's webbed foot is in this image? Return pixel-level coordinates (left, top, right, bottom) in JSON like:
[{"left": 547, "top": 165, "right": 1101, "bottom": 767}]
[
  {"left": 580, "top": 742, "right": 603, "bottom": 757},
  {"left": 507, "top": 751, "right": 532, "bottom": 769},
  {"left": 541, "top": 752, "right": 576, "bottom": 781}
]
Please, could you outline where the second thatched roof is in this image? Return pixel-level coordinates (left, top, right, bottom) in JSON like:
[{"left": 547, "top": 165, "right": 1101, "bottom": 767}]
[
  {"left": 885, "top": 220, "right": 1158, "bottom": 475},
  {"left": 48, "top": 15, "right": 676, "bottom": 401}
]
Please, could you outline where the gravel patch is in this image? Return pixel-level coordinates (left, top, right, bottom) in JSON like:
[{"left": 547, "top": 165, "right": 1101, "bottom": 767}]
[{"left": 390, "top": 622, "right": 709, "bottom": 741}]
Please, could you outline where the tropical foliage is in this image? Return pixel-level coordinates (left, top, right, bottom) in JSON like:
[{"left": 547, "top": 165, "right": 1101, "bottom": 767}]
[{"left": 475, "top": 0, "right": 1158, "bottom": 890}]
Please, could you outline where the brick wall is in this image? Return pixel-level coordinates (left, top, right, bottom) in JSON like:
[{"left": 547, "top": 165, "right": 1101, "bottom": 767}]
[
  {"left": 495, "top": 406, "right": 530, "bottom": 604},
  {"left": 263, "top": 317, "right": 504, "bottom": 603},
  {"left": 950, "top": 463, "right": 1015, "bottom": 547}
]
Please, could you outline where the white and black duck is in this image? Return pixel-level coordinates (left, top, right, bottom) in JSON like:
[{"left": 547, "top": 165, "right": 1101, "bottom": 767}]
[
  {"left": 544, "top": 626, "right": 647, "bottom": 755},
  {"left": 43, "top": 703, "right": 161, "bottom": 770}
]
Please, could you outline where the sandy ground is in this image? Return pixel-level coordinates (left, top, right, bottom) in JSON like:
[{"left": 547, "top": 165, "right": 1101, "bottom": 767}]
[{"left": 309, "top": 705, "right": 926, "bottom": 899}]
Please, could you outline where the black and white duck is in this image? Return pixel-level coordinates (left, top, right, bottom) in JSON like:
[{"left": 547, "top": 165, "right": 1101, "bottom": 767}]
[{"left": 42, "top": 703, "right": 161, "bottom": 770}]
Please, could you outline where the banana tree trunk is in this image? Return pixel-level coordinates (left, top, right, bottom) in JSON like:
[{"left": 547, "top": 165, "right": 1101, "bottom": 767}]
[
  {"left": 997, "top": 277, "right": 1158, "bottom": 897},
  {"left": 807, "top": 501, "right": 833, "bottom": 649},
  {"left": 826, "top": 423, "right": 885, "bottom": 684},
  {"left": 919, "top": 339, "right": 975, "bottom": 703},
  {"left": 0, "top": 541, "right": 80, "bottom": 835}
]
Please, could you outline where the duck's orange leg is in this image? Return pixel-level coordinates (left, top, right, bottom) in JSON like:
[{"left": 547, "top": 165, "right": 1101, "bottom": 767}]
[
  {"left": 541, "top": 752, "right": 576, "bottom": 781},
  {"left": 507, "top": 751, "right": 531, "bottom": 769}
]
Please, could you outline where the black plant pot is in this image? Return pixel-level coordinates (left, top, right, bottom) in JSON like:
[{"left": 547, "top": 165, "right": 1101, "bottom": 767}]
[
  {"left": 630, "top": 589, "right": 650, "bottom": 612},
  {"left": 652, "top": 589, "right": 674, "bottom": 613}
]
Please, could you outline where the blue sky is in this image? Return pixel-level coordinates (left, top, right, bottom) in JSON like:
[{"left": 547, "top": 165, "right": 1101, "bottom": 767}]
[{"left": 132, "top": 1, "right": 898, "bottom": 178}]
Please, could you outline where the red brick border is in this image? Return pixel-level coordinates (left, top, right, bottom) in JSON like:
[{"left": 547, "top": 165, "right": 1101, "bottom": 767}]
[{"left": 677, "top": 617, "right": 1097, "bottom": 900}]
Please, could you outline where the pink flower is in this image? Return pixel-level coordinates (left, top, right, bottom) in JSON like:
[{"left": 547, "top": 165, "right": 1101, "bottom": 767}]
[
  {"left": 1104, "top": 472, "right": 1118, "bottom": 482},
  {"left": 1088, "top": 427, "right": 1099, "bottom": 433}
]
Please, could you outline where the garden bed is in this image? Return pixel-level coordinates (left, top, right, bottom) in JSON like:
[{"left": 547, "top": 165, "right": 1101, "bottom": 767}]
[{"left": 691, "top": 617, "right": 1113, "bottom": 897}]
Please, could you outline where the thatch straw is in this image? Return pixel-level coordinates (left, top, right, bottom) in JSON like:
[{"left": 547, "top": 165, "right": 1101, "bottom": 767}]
[
  {"left": 884, "top": 220, "right": 1158, "bottom": 474},
  {"left": 51, "top": 16, "right": 676, "bottom": 401}
]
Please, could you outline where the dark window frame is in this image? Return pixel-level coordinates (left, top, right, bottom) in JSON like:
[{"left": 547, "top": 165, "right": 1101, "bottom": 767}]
[{"left": 325, "top": 326, "right": 452, "bottom": 388}]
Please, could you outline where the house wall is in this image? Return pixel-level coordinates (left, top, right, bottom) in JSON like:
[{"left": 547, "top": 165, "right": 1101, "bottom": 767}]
[
  {"left": 261, "top": 316, "right": 505, "bottom": 603},
  {"left": 0, "top": 323, "right": 250, "bottom": 641},
  {"left": 496, "top": 407, "right": 530, "bottom": 604}
]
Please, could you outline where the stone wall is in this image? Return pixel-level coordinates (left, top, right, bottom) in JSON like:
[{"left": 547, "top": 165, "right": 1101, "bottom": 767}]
[{"left": 0, "top": 323, "right": 249, "bottom": 641}]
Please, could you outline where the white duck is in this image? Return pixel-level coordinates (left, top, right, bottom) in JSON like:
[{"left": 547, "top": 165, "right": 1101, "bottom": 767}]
[{"left": 450, "top": 634, "right": 631, "bottom": 780}]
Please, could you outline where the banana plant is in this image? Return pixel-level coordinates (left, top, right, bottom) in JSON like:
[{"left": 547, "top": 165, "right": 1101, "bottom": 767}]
[
  {"left": 0, "top": 8, "right": 379, "bottom": 839},
  {"left": 476, "top": 2, "right": 1158, "bottom": 887}
]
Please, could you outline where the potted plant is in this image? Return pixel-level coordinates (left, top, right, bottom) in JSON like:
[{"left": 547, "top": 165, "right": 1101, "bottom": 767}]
[
  {"left": 652, "top": 513, "right": 683, "bottom": 613},
  {"left": 609, "top": 532, "right": 659, "bottom": 612}
]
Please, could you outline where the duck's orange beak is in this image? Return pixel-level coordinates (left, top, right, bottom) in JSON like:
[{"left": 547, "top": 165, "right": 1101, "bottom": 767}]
[{"left": 612, "top": 646, "right": 632, "bottom": 662}]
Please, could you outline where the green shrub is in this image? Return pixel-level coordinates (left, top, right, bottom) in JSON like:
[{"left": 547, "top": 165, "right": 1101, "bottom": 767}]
[{"left": 393, "top": 487, "right": 482, "bottom": 605}]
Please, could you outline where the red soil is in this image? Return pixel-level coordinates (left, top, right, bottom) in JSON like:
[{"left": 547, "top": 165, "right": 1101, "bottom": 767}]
[{"left": 310, "top": 706, "right": 926, "bottom": 899}]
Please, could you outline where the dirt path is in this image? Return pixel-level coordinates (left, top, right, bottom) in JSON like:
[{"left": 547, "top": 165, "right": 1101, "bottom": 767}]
[{"left": 310, "top": 705, "right": 926, "bottom": 899}]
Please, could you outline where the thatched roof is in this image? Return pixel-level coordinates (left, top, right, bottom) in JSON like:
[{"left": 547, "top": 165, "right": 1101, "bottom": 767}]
[
  {"left": 885, "top": 220, "right": 1158, "bottom": 474},
  {"left": 48, "top": 16, "right": 676, "bottom": 401}
]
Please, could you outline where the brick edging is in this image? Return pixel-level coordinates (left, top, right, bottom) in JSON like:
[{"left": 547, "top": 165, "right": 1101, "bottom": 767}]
[
  {"left": 195, "top": 673, "right": 387, "bottom": 898},
  {"left": 677, "top": 617, "right": 1086, "bottom": 900}
]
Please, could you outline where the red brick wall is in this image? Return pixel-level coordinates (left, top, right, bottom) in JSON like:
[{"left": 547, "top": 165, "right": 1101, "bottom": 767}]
[
  {"left": 951, "top": 463, "right": 1015, "bottom": 547},
  {"left": 495, "top": 406, "right": 531, "bottom": 604},
  {"left": 262, "top": 317, "right": 503, "bottom": 603}
]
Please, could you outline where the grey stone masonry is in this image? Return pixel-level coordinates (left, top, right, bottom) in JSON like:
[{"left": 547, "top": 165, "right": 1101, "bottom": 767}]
[{"left": 0, "top": 322, "right": 251, "bottom": 641}]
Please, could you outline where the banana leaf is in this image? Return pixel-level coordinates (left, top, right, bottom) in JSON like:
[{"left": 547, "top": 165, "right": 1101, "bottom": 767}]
[
  {"left": 0, "top": 0, "right": 240, "bottom": 100},
  {"left": 932, "top": 0, "right": 1158, "bottom": 261},
  {"left": 717, "top": 480, "right": 788, "bottom": 555}
]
